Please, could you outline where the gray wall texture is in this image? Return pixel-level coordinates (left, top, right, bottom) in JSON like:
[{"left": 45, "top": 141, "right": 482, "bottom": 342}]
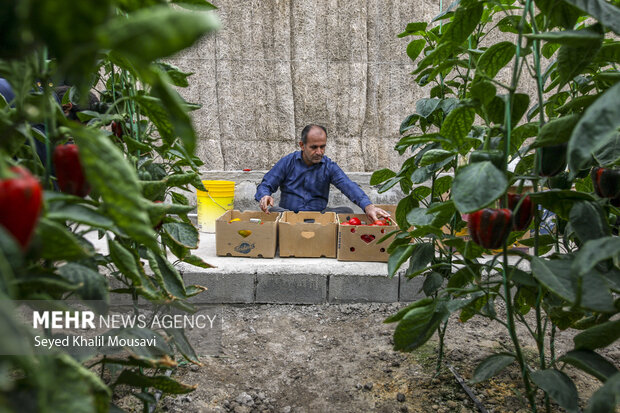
[{"left": 169, "top": 0, "right": 440, "bottom": 173}]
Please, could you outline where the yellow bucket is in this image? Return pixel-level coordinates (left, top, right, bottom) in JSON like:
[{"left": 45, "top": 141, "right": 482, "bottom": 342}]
[{"left": 196, "top": 180, "right": 235, "bottom": 233}]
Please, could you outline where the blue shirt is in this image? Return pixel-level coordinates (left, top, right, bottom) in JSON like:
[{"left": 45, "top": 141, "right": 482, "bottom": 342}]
[{"left": 255, "top": 151, "right": 372, "bottom": 212}]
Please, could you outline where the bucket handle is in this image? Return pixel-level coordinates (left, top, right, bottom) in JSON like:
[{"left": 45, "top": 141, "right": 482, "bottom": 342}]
[{"left": 207, "top": 191, "right": 231, "bottom": 211}]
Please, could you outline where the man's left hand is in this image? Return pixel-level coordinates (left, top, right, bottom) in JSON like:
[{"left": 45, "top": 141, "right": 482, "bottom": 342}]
[{"left": 364, "top": 204, "right": 391, "bottom": 223}]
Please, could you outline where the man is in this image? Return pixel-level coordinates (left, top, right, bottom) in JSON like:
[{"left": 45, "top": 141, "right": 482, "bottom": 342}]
[{"left": 255, "top": 124, "right": 391, "bottom": 223}]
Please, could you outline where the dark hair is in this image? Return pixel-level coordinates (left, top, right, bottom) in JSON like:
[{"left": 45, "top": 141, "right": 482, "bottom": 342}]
[
  {"left": 55, "top": 86, "right": 100, "bottom": 121},
  {"left": 300, "top": 124, "right": 327, "bottom": 144}
]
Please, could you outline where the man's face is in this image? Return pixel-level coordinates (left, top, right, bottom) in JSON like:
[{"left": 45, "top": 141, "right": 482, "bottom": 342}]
[{"left": 300, "top": 127, "right": 327, "bottom": 166}]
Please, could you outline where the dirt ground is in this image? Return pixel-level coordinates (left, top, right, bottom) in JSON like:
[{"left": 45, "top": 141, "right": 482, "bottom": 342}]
[{"left": 116, "top": 303, "right": 619, "bottom": 413}]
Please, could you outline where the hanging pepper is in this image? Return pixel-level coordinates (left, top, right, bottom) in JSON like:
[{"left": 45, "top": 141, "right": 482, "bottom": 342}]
[
  {"left": 591, "top": 167, "right": 620, "bottom": 199},
  {"left": 467, "top": 208, "right": 513, "bottom": 249},
  {"left": 538, "top": 143, "right": 567, "bottom": 177},
  {"left": 53, "top": 144, "right": 91, "bottom": 198},
  {"left": 0, "top": 166, "right": 43, "bottom": 249},
  {"left": 469, "top": 149, "right": 504, "bottom": 170},
  {"left": 501, "top": 193, "right": 534, "bottom": 231}
]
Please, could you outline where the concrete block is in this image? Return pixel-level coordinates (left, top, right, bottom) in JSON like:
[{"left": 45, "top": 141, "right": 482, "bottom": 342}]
[
  {"left": 399, "top": 273, "right": 426, "bottom": 302},
  {"left": 256, "top": 273, "right": 327, "bottom": 304},
  {"left": 329, "top": 274, "right": 399, "bottom": 303},
  {"left": 183, "top": 272, "right": 255, "bottom": 304}
]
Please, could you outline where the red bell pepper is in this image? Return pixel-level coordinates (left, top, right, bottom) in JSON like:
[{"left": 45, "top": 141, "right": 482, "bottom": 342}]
[
  {"left": 467, "top": 208, "right": 513, "bottom": 249},
  {"left": 591, "top": 167, "right": 620, "bottom": 199},
  {"left": 501, "top": 193, "right": 534, "bottom": 231},
  {"left": 53, "top": 144, "right": 91, "bottom": 198},
  {"left": 0, "top": 166, "right": 43, "bottom": 249}
]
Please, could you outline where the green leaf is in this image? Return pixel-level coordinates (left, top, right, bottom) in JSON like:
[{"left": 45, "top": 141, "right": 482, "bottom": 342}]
[
  {"left": 407, "top": 243, "right": 435, "bottom": 276},
  {"left": 146, "top": 249, "right": 187, "bottom": 299},
  {"left": 526, "top": 30, "right": 605, "bottom": 46},
  {"left": 50, "top": 354, "right": 111, "bottom": 413},
  {"left": 388, "top": 245, "right": 415, "bottom": 278},
  {"left": 73, "top": 127, "right": 158, "bottom": 251},
  {"left": 58, "top": 263, "right": 109, "bottom": 307},
  {"left": 47, "top": 204, "right": 115, "bottom": 230},
  {"left": 396, "top": 195, "right": 418, "bottom": 230},
  {"left": 440, "top": 3, "right": 483, "bottom": 45},
  {"left": 531, "top": 114, "right": 581, "bottom": 148},
  {"left": 416, "top": 98, "right": 441, "bottom": 118},
  {"left": 370, "top": 168, "right": 397, "bottom": 185},
  {"left": 585, "top": 372, "right": 620, "bottom": 413},
  {"left": 560, "top": 350, "right": 619, "bottom": 382},
  {"left": 476, "top": 42, "right": 516, "bottom": 79},
  {"left": 452, "top": 162, "right": 508, "bottom": 213},
  {"left": 419, "top": 149, "right": 455, "bottom": 167},
  {"left": 573, "top": 237, "right": 620, "bottom": 277},
  {"left": 594, "top": 132, "right": 620, "bottom": 166},
  {"left": 563, "top": 0, "right": 620, "bottom": 35},
  {"left": 530, "top": 369, "right": 579, "bottom": 413},
  {"left": 135, "top": 95, "right": 175, "bottom": 146},
  {"left": 569, "top": 201, "right": 610, "bottom": 243},
  {"left": 531, "top": 257, "right": 576, "bottom": 302},
  {"left": 415, "top": 42, "right": 457, "bottom": 74},
  {"left": 151, "top": 72, "right": 198, "bottom": 155},
  {"left": 162, "top": 222, "right": 199, "bottom": 249},
  {"left": 393, "top": 301, "right": 446, "bottom": 351},
  {"left": 98, "top": 6, "right": 219, "bottom": 65},
  {"left": 407, "top": 39, "right": 426, "bottom": 62},
  {"left": 108, "top": 239, "right": 157, "bottom": 296},
  {"left": 115, "top": 370, "right": 196, "bottom": 394},
  {"left": 171, "top": 0, "right": 217, "bottom": 11},
  {"left": 440, "top": 104, "right": 476, "bottom": 149},
  {"left": 181, "top": 254, "right": 215, "bottom": 269},
  {"left": 470, "top": 81, "right": 496, "bottom": 105},
  {"left": 385, "top": 297, "right": 435, "bottom": 325},
  {"left": 535, "top": 0, "right": 583, "bottom": 29},
  {"left": 36, "top": 218, "right": 92, "bottom": 261},
  {"left": 557, "top": 30, "right": 603, "bottom": 89},
  {"left": 574, "top": 319, "right": 620, "bottom": 350},
  {"left": 165, "top": 328, "right": 199, "bottom": 363},
  {"left": 529, "top": 190, "right": 594, "bottom": 220},
  {"left": 568, "top": 82, "right": 620, "bottom": 175},
  {"left": 433, "top": 175, "right": 453, "bottom": 197},
  {"left": 422, "top": 272, "right": 443, "bottom": 296},
  {"left": 398, "top": 22, "right": 428, "bottom": 38},
  {"left": 470, "top": 353, "right": 516, "bottom": 384}
]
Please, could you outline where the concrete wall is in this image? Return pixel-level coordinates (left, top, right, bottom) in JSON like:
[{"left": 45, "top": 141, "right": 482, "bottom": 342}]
[{"left": 169, "top": 0, "right": 439, "bottom": 173}]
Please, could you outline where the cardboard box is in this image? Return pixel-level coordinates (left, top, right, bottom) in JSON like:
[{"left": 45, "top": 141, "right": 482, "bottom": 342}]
[
  {"left": 336, "top": 205, "right": 398, "bottom": 262},
  {"left": 216, "top": 210, "right": 280, "bottom": 258},
  {"left": 278, "top": 211, "right": 338, "bottom": 258}
]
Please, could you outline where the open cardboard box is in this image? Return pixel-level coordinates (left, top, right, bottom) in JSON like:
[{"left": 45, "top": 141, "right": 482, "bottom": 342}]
[
  {"left": 278, "top": 211, "right": 338, "bottom": 258},
  {"left": 336, "top": 205, "right": 398, "bottom": 262},
  {"left": 216, "top": 210, "right": 280, "bottom": 258}
]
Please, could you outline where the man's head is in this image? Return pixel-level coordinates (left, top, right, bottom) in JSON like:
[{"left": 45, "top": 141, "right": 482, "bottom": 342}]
[
  {"left": 55, "top": 86, "right": 100, "bottom": 122},
  {"left": 299, "top": 124, "right": 327, "bottom": 166}
]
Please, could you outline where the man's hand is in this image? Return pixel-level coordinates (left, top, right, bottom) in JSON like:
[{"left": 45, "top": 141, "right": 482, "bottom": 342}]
[
  {"left": 259, "top": 195, "right": 274, "bottom": 213},
  {"left": 364, "top": 204, "right": 391, "bottom": 223}
]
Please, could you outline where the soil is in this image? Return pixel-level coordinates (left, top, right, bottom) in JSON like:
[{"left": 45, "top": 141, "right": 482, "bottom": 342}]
[{"left": 116, "top": 303, "right": 620, "bottom": 413}]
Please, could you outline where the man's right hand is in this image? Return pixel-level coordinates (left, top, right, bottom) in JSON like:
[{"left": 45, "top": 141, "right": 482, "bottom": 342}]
[{"left": 259, "top": 195, "right": 274, "bottom": 213}]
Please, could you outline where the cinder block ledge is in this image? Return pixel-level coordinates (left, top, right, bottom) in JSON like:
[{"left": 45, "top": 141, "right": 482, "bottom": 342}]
[{"left": 175, "top": 234, "right": 426, "bottom": 304}]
